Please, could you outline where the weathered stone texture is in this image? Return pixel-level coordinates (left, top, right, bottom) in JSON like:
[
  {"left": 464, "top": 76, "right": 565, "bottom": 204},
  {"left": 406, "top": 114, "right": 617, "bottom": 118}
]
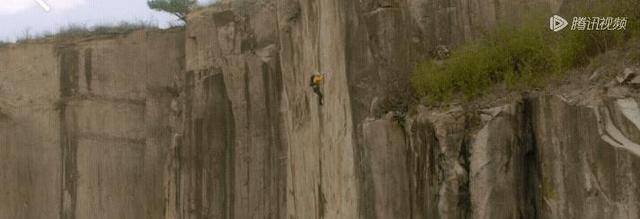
[
  {"left": 0, "top": 43, "right": 61, "bottom": 219},
  {"left": 361, "top": 96, "right": 640, "bottom": 219},
  {"left": 5, "top": 0, "right": 640, "bottom": 219},
  {"left": 0, "top": 30, "right": 183, "bottom": 219}
]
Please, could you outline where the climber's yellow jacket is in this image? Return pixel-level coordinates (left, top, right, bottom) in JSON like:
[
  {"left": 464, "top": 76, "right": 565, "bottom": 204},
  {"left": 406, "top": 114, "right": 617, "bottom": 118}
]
[{"left": 311, "top": 74, "right": 324, "bottom": 86}]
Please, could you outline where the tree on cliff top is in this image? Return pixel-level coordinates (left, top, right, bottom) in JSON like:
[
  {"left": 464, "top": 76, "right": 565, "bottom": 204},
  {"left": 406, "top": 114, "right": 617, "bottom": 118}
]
[{"left": 147, "top": 0, "right": 196, "bottom": 22}]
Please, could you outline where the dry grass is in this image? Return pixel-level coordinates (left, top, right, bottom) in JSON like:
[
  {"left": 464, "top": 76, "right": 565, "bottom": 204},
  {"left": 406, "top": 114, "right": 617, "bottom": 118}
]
[{"left": 14, "top": 20, "right": 166, "bottom": 44}]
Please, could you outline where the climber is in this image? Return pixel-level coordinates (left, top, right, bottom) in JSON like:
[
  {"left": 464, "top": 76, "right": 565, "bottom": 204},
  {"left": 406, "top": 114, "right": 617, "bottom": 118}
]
[{"left": 309, "top": 73, "right": 325, "bottom": 105}]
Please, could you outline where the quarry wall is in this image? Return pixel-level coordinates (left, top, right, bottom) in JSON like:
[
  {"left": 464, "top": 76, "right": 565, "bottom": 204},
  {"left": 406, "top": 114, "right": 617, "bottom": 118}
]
[
  {"left": 362, "top": 96, "right": 640, "bottom": 218},
  {"left": 3, "top": 0, "right": 640, "bottom": 219},
  {"left": 0, "top": 42, "right": 61, "bottom": 219},
  {"left": 0, "top": 30, "right": 184, "bottom": 219}
]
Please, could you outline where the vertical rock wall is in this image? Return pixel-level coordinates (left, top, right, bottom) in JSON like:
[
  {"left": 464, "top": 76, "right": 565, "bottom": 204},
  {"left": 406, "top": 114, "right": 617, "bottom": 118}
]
[
  {"left": 176, "top": 0, "right": 360, "bottom": 217},
  {"left": 61, "top": 30, "right": 184, "bottom": 219},
  {"left": 0, "top": 43, "right": 62, "bottom": 219},
  {"left": 534, "top": 96, "right": 640, "bottom": 218},
  {"left": 0, "top": 30, "right": 184, "bottom": 219},
  {"left": 178, "top": 3, "right": 286, "bottom": 218},
  {"left": 361, "top": 108, "right": 473, "bottom": 219},
  {"left": 278, "top": 0, "right": 360, "bottom": 218},
  {"left": 361, "top": 115, "right": 410, "bottom": 218},
  {"left": 346, "top": 0, "right": 561, "bottom": 217},
  {"left": 361, "top": 95, "right": 640, "bottom": 219},
  {"left": 5, "top": 0, "right": 640, "bottom": 219},
  {"left": 470, "top": 103, "right": 538, "bottom": 219}
]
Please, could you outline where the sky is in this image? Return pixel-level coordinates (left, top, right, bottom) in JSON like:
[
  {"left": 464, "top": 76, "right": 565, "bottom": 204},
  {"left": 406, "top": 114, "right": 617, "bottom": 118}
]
[{"left": 0, "top": 0, "right": 215, "bottom": 42}]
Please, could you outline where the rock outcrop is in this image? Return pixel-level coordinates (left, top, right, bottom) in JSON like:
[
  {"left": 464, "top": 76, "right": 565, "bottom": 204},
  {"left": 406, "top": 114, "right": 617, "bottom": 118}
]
[
  {"left": 534, "top": 96, "right": 640, "bottom": 218},
  {"left": 173, "top": 1, "right": 359, "bottom": 218},
  {"left": 361, "top": 95, "right": 640, "bottom": 219},
  {"left": 3, "top": 0, "right": 640, "bottom": 218},
  {"left": 0, "top": 30, "right": 184, "bottom": 219}
]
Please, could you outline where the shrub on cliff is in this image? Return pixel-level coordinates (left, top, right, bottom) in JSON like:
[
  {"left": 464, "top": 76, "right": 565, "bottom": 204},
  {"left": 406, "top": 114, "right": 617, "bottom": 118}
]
[
  {"left": 412, "top": 19, "right": 557, "bottom": 101},
  {"left": 412, "top": 0, "right": 640, "bottom": 102},
  {"left": 147, "top": 0, "right": 196, "bottom": 22}
]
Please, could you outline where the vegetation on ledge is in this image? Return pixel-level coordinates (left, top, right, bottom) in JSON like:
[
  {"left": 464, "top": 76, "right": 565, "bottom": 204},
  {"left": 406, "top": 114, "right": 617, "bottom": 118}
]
[{"left": 411, "top": 0, "right": 640, "bottom": 102}]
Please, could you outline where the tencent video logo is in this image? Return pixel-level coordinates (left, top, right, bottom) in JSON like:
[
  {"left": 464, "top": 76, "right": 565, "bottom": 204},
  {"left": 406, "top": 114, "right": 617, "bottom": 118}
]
[
  {"left": 549, "top": 15, "right": 627, "bottom": 32},
  {"left": 550, "top": 15, "right": 569, "bottom": 32}
]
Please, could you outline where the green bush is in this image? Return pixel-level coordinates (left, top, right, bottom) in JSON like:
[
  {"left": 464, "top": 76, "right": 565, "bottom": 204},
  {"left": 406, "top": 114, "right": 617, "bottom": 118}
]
[
  {"left": 412, "top": 19, "right": 558, "bottom": 101},
  {"left": 412, "top": 0, "right": 639, "bottom": 102}
]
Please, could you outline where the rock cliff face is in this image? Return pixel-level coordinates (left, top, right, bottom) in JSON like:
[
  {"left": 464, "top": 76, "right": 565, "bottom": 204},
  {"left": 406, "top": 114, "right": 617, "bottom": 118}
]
[
  {"left": 175, "top": 1, "right": 359, "bottom": 218},
  {"left": 2, "top": 0, "right": 640, "bottom": 218},
  {"left": 0, "top": 42, "right": 61, "bottom": 219},
  {"left": 362, "top": 95, "right": 640, "bottom": 218},
  {"left": 0, "top": 30, "right": 184, "bottom": 219}
]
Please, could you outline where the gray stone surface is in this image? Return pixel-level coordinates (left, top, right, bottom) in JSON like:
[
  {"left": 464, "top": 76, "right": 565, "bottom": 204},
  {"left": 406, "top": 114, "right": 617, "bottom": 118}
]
[
  {"left": 533, "top": 96, "right": 640, "bottom": 218},
  {"left": 360, "top": 95, "right": 640, "bottom": 219},
  {"left": 0, "top": 43, "right": 61, "bottom": 219},
  {"left": 4, "top": 0, "right": 640, "bottom": 219},
  {"left": 0, "top": 30, "right": 183, "bottom": 219}
]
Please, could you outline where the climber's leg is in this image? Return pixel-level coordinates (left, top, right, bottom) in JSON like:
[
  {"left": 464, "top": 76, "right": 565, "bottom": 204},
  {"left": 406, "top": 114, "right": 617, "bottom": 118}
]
[{"left": 313, "top": 86, "right": 324, "bottom": 105}]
